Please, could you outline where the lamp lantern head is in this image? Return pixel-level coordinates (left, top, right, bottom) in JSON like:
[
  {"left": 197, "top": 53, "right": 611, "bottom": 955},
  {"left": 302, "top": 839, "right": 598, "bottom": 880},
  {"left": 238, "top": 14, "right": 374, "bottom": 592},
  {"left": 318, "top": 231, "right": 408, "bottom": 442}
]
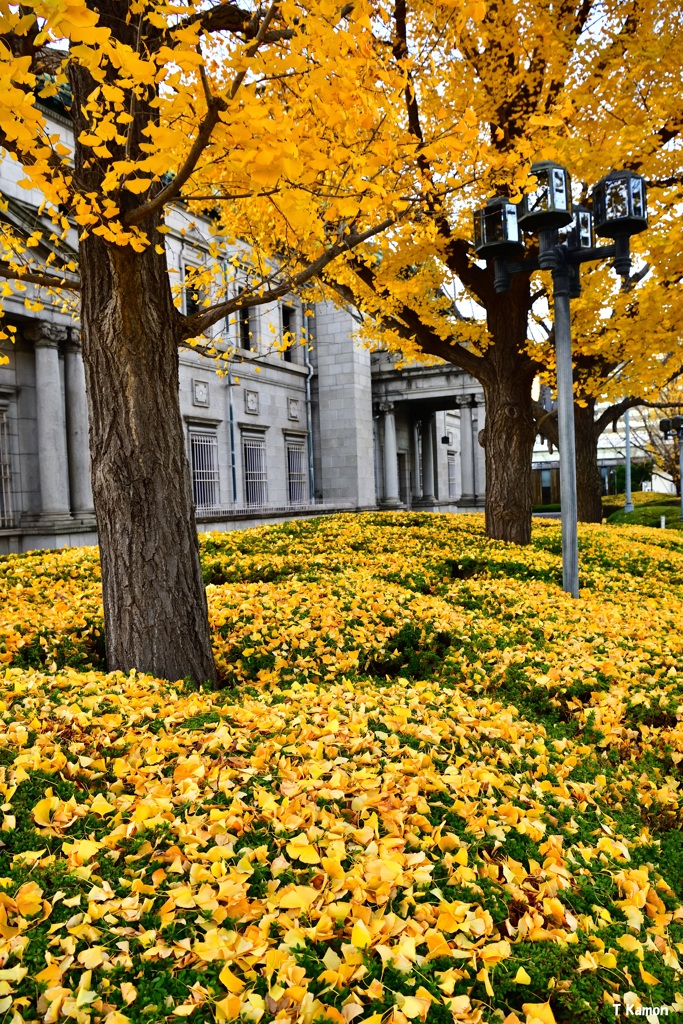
[
  {"left": 472, "top": 197, "right": 525, "bottom": 259},
  {"left": 591, "top": 170, "right": 648, "bottom": 239},
  {"left": 518, "top": 161, "right": 573, "bottom": 233},
  {"left": 473, "top": 196, "right": 528, "bottom": 260}
]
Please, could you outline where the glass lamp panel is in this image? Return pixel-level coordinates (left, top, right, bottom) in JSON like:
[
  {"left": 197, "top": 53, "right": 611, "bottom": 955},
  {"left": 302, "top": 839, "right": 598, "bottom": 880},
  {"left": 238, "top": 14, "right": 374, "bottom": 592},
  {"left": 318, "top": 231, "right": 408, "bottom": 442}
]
[
  {"left": 527, "top": 182, "right": 550, "bottom": 214},
  {"left": 552, "top": 168, "right": 568, "bottom": 211},
  {"left": 484, "top": 204, "right": 505, "bottom": 242},
  {"left": 577, "top": 210, "right": 592, "bottom": 247},
  {"left": 505, "top": 204, "right": 519, "bottom": 242},
  {"left": 630, "top": 178, "right": 646, "bottom": 219},
  {"left": 605, "top": 180, "right": 629, "bottom": 221}
]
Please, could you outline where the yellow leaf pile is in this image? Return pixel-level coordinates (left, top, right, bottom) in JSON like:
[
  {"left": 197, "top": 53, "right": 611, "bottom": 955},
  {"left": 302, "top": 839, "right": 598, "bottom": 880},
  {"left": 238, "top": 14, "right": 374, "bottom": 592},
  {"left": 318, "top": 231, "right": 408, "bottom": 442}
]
[{"left": 1, "top": 512, "right": 683, "bottom": 1022}]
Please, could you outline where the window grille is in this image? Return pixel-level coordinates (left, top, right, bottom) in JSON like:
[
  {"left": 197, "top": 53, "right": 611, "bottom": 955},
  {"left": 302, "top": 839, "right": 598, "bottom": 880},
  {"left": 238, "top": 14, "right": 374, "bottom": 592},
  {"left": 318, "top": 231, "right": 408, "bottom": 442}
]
[
  {"left": 0, "top": 410, "right": 13, "bottom": 528},
  {"left": 286, "top": 440, "right": 308, "bottom": 504},
  {"left": 447, "top": 451, "right": 457, "bottom": 498},
  {"left": 189, "top": 428, "right": 219, "bottom": 510},
  {"left": 243, "top": 436, "right": 268, "bottom": 505}
]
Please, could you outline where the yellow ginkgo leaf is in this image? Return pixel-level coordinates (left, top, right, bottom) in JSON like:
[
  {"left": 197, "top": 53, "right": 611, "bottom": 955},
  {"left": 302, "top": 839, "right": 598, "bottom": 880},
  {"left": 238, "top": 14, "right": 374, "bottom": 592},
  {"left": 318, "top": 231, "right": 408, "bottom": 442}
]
[
  {"left": 351, "top": 920, "right": 372, "bottom": 949},
  {"left": 78, "top": 946, "right": 107, "bottom": 969},
  {"left": 522, "top": 1002, "right": 556, "bottom": 1024},
  {"left": 215, "top": 994, "right": 242, "bottom": 1021},
  {"left": 32, "top": 795, "right": 58, "bottom": 827},
  {"left": 218, "top": 965, "right": 245, "bottom": 995},
  {"left": 90, "top": 793, "right": 116, "bottom": 815},
  {"left": 120, "top": 982, "right": 137, "bottom": 1005},
  {"left": 514, "top": 967, "right": 531, "bottom": 984},
  {"left": 400, "top": 997, "right": 431, "bottom": 1020}
]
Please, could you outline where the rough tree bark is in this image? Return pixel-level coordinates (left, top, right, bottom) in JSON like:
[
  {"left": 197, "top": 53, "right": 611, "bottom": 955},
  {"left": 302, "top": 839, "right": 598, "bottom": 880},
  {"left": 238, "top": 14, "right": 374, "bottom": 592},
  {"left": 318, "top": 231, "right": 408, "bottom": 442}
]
[
  {"left": 574, "top": 398, "right": 604, "bottom": 523},
  {"left": 67, "top": 13, "right": 217, "bottom": 686},
  {"left": 337, "top": 260, "right": 540, "bottom": 545},
  {"left": 79, "top": 229, "right": 217, "bottom": 685},
  {"left": 479, "top": 282, "right": 538, "bottom": 544}
]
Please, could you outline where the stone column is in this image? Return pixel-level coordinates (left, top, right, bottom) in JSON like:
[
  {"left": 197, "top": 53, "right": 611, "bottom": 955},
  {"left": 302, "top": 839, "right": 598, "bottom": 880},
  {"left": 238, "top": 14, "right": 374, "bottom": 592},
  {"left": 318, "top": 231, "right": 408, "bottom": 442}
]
[
  {"left": 380, "top": 402, "right": 400, "bottom": 506},
  {"left": 459, "top": 396, "right": 476, "bottom": 505},
  {"left": 410, "top": 422, "right": 422, "bottom": 504},
  {"left": 420, "top": 415, "right": 435, "bottom": 502},
  {"left": 373, "top": 415, "right": 383, "bottom": 502},
  {"left": 473, "top": 398, "right": 486, "bottom": 504},
  {"left": 64, "top": 332, "right": 94, "bottom": 516},
  {"left": 28, "top": 324, "right": 71, "bottom": 520}
]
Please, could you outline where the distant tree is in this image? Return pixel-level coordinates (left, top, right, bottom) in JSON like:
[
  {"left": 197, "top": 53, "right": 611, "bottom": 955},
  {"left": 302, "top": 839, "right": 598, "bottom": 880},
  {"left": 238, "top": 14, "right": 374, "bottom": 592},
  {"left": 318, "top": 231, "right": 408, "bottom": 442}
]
[{"left": 325, "top": 0, "right": 683, "bottom": 543}]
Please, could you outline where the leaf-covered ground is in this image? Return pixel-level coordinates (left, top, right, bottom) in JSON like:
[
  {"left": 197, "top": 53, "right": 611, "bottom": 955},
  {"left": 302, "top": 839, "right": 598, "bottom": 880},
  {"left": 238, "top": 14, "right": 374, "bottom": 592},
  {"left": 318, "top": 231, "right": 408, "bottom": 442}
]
[{"left": 1, "top": 512, "right": 682, "bottom": 1024}]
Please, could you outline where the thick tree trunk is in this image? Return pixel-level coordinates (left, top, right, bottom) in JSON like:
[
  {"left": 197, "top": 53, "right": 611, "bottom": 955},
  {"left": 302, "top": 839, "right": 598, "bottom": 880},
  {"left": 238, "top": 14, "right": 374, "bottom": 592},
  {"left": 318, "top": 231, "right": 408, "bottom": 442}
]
[
  {"left": 479, "top": 284, "right": 537, "bottom": 545},
  {"left": 80, "top": 229, "right": 217, "bottom": 686},
  {"left": 574, "top": 398, "right": 603, "bottom": 523},
  {"left": 481, "top": 372, "right": 537, "bottom": 544}
]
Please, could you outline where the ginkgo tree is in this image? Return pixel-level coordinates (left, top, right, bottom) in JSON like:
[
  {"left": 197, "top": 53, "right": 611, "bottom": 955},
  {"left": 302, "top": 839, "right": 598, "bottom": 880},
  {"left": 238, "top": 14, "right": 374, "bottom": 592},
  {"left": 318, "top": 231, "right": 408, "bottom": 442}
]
[
  {"left": 324, "top": 0, "right": 683, "bottom": 544},
  {"left": 532, "top": 244, "right": 683, "bottom": 522},
  {"left": 0, "top": 0, "right": 489, "bottom": 685}
]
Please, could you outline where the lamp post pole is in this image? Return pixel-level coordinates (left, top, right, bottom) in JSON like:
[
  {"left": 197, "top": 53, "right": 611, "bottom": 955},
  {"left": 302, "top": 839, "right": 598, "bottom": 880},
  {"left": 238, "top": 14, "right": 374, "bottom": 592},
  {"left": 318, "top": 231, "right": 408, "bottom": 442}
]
[
  {"left": 624, "top": 408, "right": 634, "bottom": 515},
  {"left": 473, "top": 163, "right": 648, "bottom": 598},
  {"left": 552, "top": 255, "right": 579, "bottom": 596}
]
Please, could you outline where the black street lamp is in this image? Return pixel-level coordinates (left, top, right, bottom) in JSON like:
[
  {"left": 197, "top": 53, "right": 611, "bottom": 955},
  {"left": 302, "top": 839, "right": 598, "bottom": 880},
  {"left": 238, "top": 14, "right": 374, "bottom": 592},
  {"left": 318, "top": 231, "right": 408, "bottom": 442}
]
[
  {"left": 659, "top": 416, "right": 683, "bottom": 520},
  {"left": 473, "top": 163, "right": 648, "bottom": 597}
]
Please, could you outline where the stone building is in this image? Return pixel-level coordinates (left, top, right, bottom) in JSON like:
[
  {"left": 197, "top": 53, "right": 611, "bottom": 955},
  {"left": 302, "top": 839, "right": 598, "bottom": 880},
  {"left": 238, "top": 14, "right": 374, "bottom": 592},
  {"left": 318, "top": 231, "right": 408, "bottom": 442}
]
[
  {"left": 0, "top": 291, "right": 485, "bottom": 554},
  {"left": 0, "top": 109, "right": 485, "bottom": 554}
]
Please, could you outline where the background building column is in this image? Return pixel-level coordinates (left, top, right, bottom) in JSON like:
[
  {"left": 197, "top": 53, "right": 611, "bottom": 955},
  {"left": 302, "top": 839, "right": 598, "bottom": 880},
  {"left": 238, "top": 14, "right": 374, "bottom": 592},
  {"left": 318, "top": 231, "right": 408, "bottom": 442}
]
[
  {"left": 28, "top": 324, "right": 71, "bottom": 520},
  {"left": 473, "top": 398, "right": 486, "bottom": 504},
  {"left": 459, "top": 396, "right": 476, "bottom": 505},
  {"left": 380, "top": 402, "right": 400, "bottom": 506},
  {"left": 420, "top": 415, "right": 435, "bottom": 502},
  {"left": 64, "top": 331, "right": 94, "bottom": 517},
  {"left": 410, "top": 421, "right": 422, "bottom": 504}
]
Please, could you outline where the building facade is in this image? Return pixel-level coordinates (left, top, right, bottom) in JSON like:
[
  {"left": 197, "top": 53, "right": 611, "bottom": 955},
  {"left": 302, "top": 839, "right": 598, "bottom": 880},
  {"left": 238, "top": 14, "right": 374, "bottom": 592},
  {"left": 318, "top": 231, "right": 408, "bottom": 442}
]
[
  {"left": 0, "top": 103, "right": 487, "bottom": 553},
  {"left": 0, "top": 297, "right": 486, "bottom": 555}
]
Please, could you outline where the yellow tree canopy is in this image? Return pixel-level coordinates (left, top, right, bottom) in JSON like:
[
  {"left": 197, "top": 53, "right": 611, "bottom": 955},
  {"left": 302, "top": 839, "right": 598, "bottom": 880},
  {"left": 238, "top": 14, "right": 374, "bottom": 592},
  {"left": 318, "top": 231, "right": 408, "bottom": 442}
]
[
  {"left": 0, "top": 0, "right": 492, "bottom": 344},
  {"left": 322, "top": 0, "right": 683, "bottom": 404}
]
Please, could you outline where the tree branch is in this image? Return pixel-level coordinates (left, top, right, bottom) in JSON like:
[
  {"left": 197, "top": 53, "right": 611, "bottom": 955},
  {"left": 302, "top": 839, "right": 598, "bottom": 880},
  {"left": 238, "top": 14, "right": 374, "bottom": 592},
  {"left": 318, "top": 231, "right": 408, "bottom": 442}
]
[
  {"left": 327, "top": 258, "right": 486, "bottom": 379},
  {"left": 182, "top": 215, "right": 401, "bottom": 339},
  {"left": 391, "top": 0, "right": 490, "bottom": 304},
  {"left": 0, "top": 264, "right": 81, "bottom": 292},
  {"left": 178, "top": 1, "right": 294, "bottom": 42},
  {"left": 126, "top": 2, "right": 281, "bottom": 227}
]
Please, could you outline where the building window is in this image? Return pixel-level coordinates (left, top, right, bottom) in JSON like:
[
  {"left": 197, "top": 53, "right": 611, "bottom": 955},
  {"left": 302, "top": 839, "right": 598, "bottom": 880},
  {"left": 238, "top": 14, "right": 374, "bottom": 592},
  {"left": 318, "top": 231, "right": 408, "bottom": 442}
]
[
  {"left": 0, "top": 410, "right": 13, "bottom": 527},
  {"left": 189, "top": 427, "right": 219, "bottom": 510},
  {"left": 447, "top": 451, "right": 457, "bottom": 498},
  {"left": 232, "top": 288, "right": 256, "bottom": 351},
  {"left": 286, "top": 439, "right": 308, "bottom": 504},
  {"left": 243, "top": 435, "right": 267, "bottom": 505},
  {"left": 183, "top": 264, "right": 201, "bottom": 317},
  {"left": 541, "top": 468, "right": 552, "bottom": 505},
  {"left": 238, "top": 306, "right": 251, "bottom": 350},
  {"left": 281, "top": 305, "right": 294, "bottom": 363}
]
